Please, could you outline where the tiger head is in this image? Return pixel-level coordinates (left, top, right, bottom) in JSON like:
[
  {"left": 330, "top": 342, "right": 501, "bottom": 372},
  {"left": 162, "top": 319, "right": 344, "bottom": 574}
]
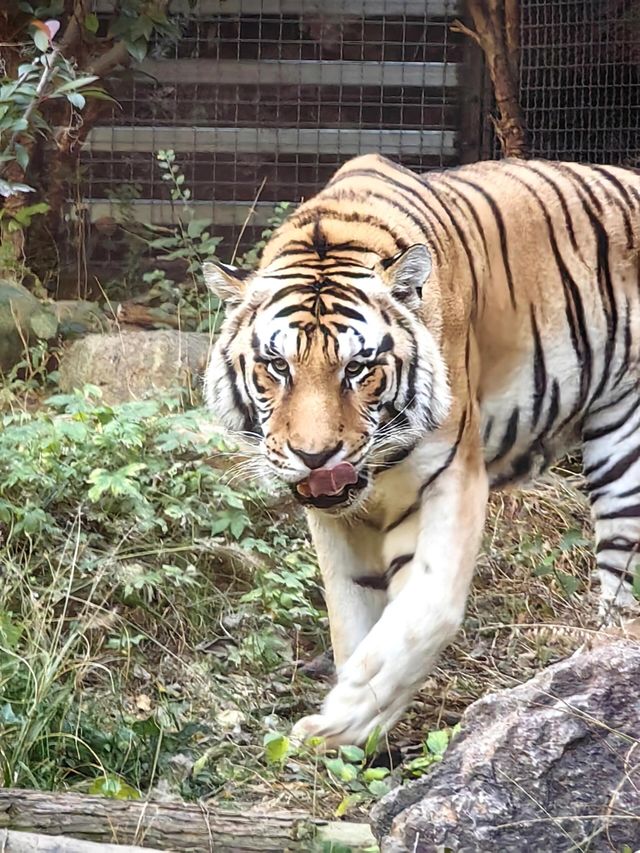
[{"left": 203, "top": 244, "right": 450, "bottom": 513}]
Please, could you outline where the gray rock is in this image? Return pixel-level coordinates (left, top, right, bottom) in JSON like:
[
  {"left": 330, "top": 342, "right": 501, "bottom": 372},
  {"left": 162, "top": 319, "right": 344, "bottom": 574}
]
[
  {"left": 58, "top": 330, "right": 213, "bottom": 404},
  {"left": 0, "top": 279, "right": 58, "bottom": 373},
  {"left": 372, "top": 639, "right": 640, "bottom": 853},
  {"left": 51, "top": 299, "right": 110, "bottom": 338}
]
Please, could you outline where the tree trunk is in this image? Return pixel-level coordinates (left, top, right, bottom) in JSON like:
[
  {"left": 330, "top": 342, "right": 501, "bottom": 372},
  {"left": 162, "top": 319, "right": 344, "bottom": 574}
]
[
  {"left": 0, "top": 789, "right": 376, "bottom": 852},
  {"left": 455, "top": 0, "right": 528, "bottom": 158}
]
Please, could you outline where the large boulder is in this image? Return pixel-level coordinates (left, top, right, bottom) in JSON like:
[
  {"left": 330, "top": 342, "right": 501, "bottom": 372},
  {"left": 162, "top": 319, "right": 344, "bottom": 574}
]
[
  {"left": 372, "top": 638, "right": 640, "bottom": 852},
  {"left": 58, "top": 330, "right": 213, "bottom": 404},
  {"left": 0, "top": 279, "right": 58, "bottom": 373}
]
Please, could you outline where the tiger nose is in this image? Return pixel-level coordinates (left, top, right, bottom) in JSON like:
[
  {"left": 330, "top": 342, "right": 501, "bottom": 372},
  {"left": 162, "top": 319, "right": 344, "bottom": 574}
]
[{"left": 288, "top": 441, "right": 343, "bottom": 469}]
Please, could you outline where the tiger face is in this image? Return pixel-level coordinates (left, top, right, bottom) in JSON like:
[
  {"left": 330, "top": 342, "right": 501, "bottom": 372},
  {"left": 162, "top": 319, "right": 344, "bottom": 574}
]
[{"left": 204, "top": 245, "right": 450, "bottom": 513}]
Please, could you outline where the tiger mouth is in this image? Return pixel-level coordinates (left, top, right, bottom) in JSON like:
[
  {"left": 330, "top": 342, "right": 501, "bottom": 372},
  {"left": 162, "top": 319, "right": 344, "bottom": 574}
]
[{"left": 291, "top": 474, "right": 368, "bottom": 509}]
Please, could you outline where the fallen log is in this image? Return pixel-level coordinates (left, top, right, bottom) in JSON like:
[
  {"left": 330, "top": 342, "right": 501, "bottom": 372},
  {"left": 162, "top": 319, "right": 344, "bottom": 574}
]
[
  {"left": 0, "top": 828, "right": 159, "bottom": 853},
  {"left": 0, "top": 789, "right": 376, "bottom": 852}
]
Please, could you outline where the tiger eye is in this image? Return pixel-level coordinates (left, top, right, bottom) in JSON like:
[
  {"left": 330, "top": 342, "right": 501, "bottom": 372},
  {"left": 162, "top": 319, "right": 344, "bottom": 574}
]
[
  {"left": 345, "top": 361, "right": 365, "bottom": 377},
  {"left": 271, "top": 358, "right": 289, "bottom": 375}
]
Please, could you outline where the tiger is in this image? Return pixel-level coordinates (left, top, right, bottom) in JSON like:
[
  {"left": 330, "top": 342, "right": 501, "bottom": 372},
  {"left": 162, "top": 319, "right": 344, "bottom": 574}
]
[{"left": 203, "top": 153, "right": 640, "bottom": 747}]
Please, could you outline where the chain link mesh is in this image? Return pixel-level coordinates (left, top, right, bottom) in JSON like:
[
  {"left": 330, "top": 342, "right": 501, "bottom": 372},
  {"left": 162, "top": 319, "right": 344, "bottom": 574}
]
[
  {"left": 84, "top": 0, "right": 463, "bottom": 263},
  {"left": 517, "top": 0, "right": 640, "bottom": 166}
]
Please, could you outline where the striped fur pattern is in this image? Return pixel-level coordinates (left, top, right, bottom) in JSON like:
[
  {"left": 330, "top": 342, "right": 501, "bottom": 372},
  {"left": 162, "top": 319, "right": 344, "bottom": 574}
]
[{"left": 204, "top": 154, "right": 640, "bottom": 746}]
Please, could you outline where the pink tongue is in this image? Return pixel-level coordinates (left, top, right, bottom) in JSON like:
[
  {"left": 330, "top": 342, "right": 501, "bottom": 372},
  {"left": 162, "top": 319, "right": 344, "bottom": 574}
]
[{"left": 303, "top": 462, "right": 358, "bottom": 497}]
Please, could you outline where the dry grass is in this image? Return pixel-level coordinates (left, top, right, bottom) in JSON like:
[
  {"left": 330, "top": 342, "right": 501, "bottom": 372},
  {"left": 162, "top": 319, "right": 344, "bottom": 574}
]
[
  {"left": 199, "top": 467, "right": 612, "bottom": 816},
  {"left": 400, "top": 469, "right": 598, "bottom": 741}
]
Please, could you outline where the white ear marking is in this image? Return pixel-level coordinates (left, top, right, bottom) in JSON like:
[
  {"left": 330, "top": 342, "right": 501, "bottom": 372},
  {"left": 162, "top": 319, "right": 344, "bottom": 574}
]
[
  {"left": 202, "top": 261, "right": 251, "bottom": 305},
  {"left": 379, "top": 244, "right": 432, "bottom": 308}
]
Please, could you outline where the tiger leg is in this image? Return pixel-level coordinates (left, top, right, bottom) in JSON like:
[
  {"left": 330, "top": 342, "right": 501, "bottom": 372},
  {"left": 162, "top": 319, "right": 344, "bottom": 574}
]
[
  {"left": 293, "top": 420, "right": 488, "bottom": 747},
  {"left": 307, "top": 513, "right": 386, "bottom": 669},
  {"left": 582, "top": 384, "right": 640, "bottom": 616}
]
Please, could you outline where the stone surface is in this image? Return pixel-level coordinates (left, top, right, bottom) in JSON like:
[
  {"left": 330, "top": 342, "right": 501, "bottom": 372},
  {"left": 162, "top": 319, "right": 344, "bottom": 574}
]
[
  {"left": 58, "top": 330, "right": 213, "bottom": 404},
  {"left": 372, "top": 639, "right": 640, "bottom": 852},
  {"left": 0, "top": 279, "right": 58, "bottom": 373},
  {"left": 51, "top": 299, "right": 110, "bottom": 338}
]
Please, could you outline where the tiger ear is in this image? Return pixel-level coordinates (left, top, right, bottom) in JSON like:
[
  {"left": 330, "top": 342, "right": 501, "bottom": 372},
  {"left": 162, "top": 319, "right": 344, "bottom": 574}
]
[
  {"left": 203, "top": 261, "right": 252, "bottom": 306},
  {"left": 379, "top": 244, "right": 432, "bottom": 309}
]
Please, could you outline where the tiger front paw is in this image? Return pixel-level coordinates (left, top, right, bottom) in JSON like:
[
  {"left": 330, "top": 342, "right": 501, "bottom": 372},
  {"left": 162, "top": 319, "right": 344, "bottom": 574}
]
[{"left": 291, "top": 679, "right": 408, "bottom": 748}]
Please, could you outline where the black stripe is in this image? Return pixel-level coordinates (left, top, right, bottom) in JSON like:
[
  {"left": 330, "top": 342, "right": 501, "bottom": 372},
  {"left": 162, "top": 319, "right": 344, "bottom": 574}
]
[
  {"left": 354, "top": 574, "right": 388, "bottom": 590},
  {"left": 585, "top": 444, "right": 640, "bottom": 492},
  {"left": 425, "top": 183, "right": 481, "bottom": 310},
  {"left": 598, "top": 505, "right": 640, "bottom": 520},
  {"left": 290, "top": 206, "right": 409, "bottom": 251},
  {"left": 539, "top": 379, "right": 561, "bottom": 440},
  {"left": 583, "top": 394, "right": 640, "bottom": 443},
  {"left": 552, "top": 165, "right": 618, "bottom": 408},
  {"left": 327, "top": 166, "right": 448, "bottom": 260},
  {"left": 384, "top": 410, "right": 468, "bottom": 533},
  {"left": 445, "top": 175, "right": 517, "bottom": 309},
  {"left": 489, "top": 408, "right": 519, "bottom": 464},
  {"left": 387, "top": 554, "right": 413, "bottom": 579},
  {"left": 530, "top": 306, "right": 547, "bottom": 428},
  {"left": 591, "top": 384, "right": 635, "bottom": 416},
  {"left": 483, "top": 415, "right": 494, "bottom": 446},
  {"left": 612, "top": 298, "right": 632, "bottom": 388},
  {"left": 591, "top": 165, "right": 635, "bottom": 249},
  {"left": 596, "top": 536, "right": 639, "bottom": 554},
  {"left": 597, "top": 563, "right": 634, "bottom": 579},
  {"left": 618, "top": 483, "right": 640, "bottom": 499},
  {"left": 236, "top": 353, "right": 258, "bottom": 433},
  {"left": 521, "top": 163, "right": 582, "bottom": 258},
  {"left": 507, "top": 173, "right": 592, "bottom": 430},
  {"left": 324, "top": 188, "right": 430, "bottom": 241}
]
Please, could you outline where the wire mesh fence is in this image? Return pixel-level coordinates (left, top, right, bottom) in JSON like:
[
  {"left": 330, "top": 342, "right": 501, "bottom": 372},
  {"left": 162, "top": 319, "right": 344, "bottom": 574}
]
[
  {"left": 79, "top": 0, "right": 640, "bottom": 272},
  {"left": 84, "top": 0, "right": 465, "bottom": 265},
  {"left": 516, "top": 0, "right": 640, "bottom": 166}
]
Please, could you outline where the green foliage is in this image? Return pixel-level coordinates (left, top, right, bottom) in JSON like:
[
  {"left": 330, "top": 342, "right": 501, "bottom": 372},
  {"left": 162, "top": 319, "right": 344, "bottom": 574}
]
[
  {"left": 516, "top": 527, "right": 588, "bottom": 598},
  {"left": 0, "top": 14, "right": 105, "bottom": 198},
  {"left": 103, "top": 152, "right": 295, "bottom": 334},
  {"left": 404, "top": 724, "right": 460, "bottom": 778},
  {"left": 237, "top": 202, "right": 294, "bottom": 269},
  {"left": 0, "top": 388, "right": 324, "bottom": 795}
]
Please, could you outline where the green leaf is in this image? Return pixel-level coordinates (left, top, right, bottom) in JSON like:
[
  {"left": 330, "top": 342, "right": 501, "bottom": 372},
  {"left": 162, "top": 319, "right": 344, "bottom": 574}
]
[
  {"left": 263, "top": 731, "right": 290, "bottom": 764},
  {"left": 55, "top": 75, "right": 99, "bottom": 94},
  {"left": 125, "top": 39, "right": 148, "bottom": 63},
  {"left": 340, "top": 744, "right": 365, "bottom": 763},
  {"left": 334, "top": 793, "right": 364, "bottom": 817},
  {"left": 364, "top": 725, "right": 382, "bottom": 758},
  {"left": 85, "top": 12, "right": 99, "bottom": 33},
  {"left": 633, "top": 567, "right": 640, "bottom": 600},
  {"left": 33, "top": 28, "right": 50, "bottom": 52},
  {"left": 14, "top": 143, "right": 29, "bottom": 171},
  {"left": 559, "top": 529, "right": 588, "bottom": 550},
  {"left": 88, "top": 775, "right": 141, "bottom": 800},
  {"left": 0, "top": 612, "right": 23, "bottom": 650},
  {"left": 66, "top": 92, "right": 86, "bottom": 109},
  {"left": 556, "top": 572, "right": 581, "bottom": 596},
  {"left": 362, "top": 766, "right": 390, "bottom": 782},
  {"left": 0, "top": 180, "right": 35, "bottom": 198},
  {"left": 0, "top": 703, "right": 24, "bottom": 726},
  {"left": 367, "top": 778, "right": 390, "bottom": 797},
  {"left": 186, "top": 218, "right": 211, "bottom": 238},
  {"left": 324, "top": 756, "right": 358, "bottom": 783},
  {"left": 426, "top": 729, "right": 450, "bottom": 756}
]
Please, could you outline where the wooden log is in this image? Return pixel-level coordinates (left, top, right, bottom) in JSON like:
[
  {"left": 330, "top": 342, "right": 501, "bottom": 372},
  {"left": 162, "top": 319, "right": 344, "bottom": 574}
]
[
  {"left": 0, "top": 789, "right": 376, "bottom": 852},
  {"left": 0, "top": 828, "right": 159, "bottom": 852}
]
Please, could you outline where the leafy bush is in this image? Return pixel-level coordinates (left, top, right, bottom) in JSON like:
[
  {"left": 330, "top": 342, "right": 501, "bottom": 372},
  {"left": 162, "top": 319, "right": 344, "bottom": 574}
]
[{"left": 0, "top": 387, "right": 325, "bottom": 795}]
